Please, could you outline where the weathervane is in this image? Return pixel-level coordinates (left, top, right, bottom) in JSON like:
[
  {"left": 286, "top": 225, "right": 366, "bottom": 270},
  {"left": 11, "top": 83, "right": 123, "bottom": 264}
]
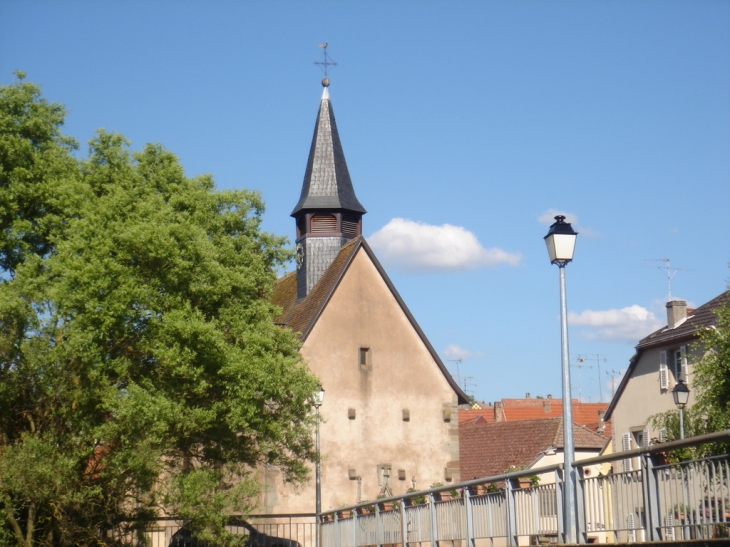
[{"left": 314, "top": 42, "right": 338, "bottom": 87}]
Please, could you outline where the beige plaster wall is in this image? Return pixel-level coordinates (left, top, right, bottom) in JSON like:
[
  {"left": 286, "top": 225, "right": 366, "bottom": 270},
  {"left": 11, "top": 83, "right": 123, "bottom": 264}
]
[
  {"left": 264, "top": 248, "right": 459, "bottom": 514},
  {"left": 611, "top": 344, "right": 699, "bottom": 453}
]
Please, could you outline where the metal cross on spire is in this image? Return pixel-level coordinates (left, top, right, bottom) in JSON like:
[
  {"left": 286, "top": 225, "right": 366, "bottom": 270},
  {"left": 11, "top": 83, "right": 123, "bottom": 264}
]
[{"left": 314, "top": 42, "right": 338, "bottom": 86}]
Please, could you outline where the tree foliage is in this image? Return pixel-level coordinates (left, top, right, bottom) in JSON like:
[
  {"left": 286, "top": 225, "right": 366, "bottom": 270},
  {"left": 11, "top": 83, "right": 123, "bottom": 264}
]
[
  {"left": 0, "top": 74, "right": 319, "bottom": 546},
  {"left": 692, "top": 291, "right": 730, "bottom": 432}
]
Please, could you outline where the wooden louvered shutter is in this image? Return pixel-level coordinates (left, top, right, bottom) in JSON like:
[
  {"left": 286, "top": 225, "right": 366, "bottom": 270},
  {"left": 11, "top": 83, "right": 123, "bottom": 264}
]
[
  {"left": 659, "top": 428, "right": 667, "bottom": 443},
  {"left": 622, "top": 432, "right": 633, "bottom": 472},
  {"left": 680, "top": 345, "right": 688, "bottom": 383},
  {"left": 310, "top": 214, "right": 337, "bottom": 234},
  {"left": 659, "top": 350, "right": 668, "bottom": 389},
  {"left": 642, "top": 428, "right": 649, "bottom": 447},
  {"left": 659, "top": 363, "right": 669, "bottom": 390}
]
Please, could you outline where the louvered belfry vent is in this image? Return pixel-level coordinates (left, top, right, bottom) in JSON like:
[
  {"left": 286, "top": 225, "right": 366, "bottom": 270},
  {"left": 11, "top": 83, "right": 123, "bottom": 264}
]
[
  {"left": 311, "top": 215, "right": 337, "bottom": 234},
  {"left": 342, "top": 215, "right": 359, "bottom": 238}
]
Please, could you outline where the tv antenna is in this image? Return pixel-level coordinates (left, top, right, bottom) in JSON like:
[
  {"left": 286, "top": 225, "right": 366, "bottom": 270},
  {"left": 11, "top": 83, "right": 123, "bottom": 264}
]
[
  {"left": 572, "top": 357, "right": 593, "bottom": 402},
  {"left": 606, "top": 369, "right": 624, "bottom": 398},
  {"left": 577, "top": 354, "right": 607, "bottom": 402},
  {"left": 314, "top": 42, "right": 338, "bottom": 80},
  {"left": 645, "top": 256, "right": 691, "bottom": 301},
  {"left": 448, "top": 359, "right": 475, "bottom": 399}
]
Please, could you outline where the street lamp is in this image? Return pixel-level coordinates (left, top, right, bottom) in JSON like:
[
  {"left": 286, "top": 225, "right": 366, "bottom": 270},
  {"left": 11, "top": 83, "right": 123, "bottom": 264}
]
[
  {"left": 672, "top": 380, "right": 690, "bottom": 439},
  {"left": 544, "top": 215, "right": 578, "bottom": 544},
  {"left": 314, "top": 387, "right": 325, "bottom": 547}
]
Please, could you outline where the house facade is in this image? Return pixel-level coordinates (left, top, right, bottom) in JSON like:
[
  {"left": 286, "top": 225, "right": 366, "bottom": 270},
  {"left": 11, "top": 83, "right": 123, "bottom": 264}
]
[
  {"left": 264, "top": 82, "right": 468, "bottom": 515},
  {"left": 604, "top": 291, "right": 729, "bottom": 463}
]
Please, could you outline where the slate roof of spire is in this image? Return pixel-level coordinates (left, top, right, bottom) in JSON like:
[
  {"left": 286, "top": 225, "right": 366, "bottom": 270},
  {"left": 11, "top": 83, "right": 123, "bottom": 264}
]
[{"left": 291, "top": 87, "right": 366, "bottom": 216}]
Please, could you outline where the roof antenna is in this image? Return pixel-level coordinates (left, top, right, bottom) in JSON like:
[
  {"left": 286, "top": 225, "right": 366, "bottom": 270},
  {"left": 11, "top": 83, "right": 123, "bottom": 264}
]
[
  {"left": 314, "top": 42, "right": 338, "bottom": 87},
  {"left": 644, "top": 256, "right": 692, "bottom": 301}
]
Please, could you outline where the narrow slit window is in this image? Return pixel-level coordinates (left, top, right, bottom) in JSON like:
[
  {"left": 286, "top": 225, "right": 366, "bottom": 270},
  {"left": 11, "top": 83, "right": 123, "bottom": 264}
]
[{"left": 359, "top": 347, "right": 371, "bottom": 368}]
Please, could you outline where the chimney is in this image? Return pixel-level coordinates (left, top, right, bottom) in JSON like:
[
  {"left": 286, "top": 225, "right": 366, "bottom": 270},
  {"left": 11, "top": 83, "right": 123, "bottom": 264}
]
[
  {"left": 547, "top": 394, "right": 552, "bottom": 399},
  {"left": 597, "top": 410, "right": 605, "bottom": 435},
  {"left": 543, "top": 400, "right": 551, "bottom": 413},
  {"left": 525, "top": 392, "right": 530, "bottom": 399},
  {"left": 666, "top": 300, "right": 687, "bottom": 329},
  {"left": 494, "top": 401, "right": 503, "bottom": 422}
]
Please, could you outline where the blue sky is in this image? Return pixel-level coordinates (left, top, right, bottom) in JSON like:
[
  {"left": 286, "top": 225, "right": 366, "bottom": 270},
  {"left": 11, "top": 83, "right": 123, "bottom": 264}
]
[{"left": 2, "top": 1, "right": 729, "bottom": 404}]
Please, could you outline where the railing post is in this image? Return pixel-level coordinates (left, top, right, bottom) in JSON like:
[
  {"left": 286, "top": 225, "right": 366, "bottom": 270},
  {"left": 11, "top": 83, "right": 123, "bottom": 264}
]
[
  {"left": 400, "top": 498, "right": 408, "bottom": 547},
  {"left": 554, "top": 468, "right": 565, "bottom": 543},
  {"left": 353, "top": 509, "right": 359, "bottom": 547},
  {"left": 335, "top": 512, "right": 341, "bottom": 547},
  {"left": 505, "top": 479, "right": 517, "bottom": 547},
  {"left": 464, "top": 487, "right": 474, "bottom": 547},
  {"left": 643, "top": 453, "right": 660, "bottom": 541},
  {"left": 575, "top": 466, "right": 586, "bottom": 544},
  {"left": 376, "top": 504, "right": 384, "bottom": 547},
  {"left": 428, "top": 493, "right": 438, "bottom": 547}
]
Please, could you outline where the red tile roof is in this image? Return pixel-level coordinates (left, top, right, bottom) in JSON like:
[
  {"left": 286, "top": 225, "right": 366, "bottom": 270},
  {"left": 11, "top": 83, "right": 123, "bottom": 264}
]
[
  {"left": 459, "top": 398, "right": 610, "bottom": 437},
  {"left": 459, "top": 417, "right": 606, "bottom": 481}
]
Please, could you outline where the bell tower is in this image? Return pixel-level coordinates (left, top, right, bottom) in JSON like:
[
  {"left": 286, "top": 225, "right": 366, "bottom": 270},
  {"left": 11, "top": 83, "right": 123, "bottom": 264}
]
[{"left": 292, "top": 79, "right": 366, "bottom": 300}]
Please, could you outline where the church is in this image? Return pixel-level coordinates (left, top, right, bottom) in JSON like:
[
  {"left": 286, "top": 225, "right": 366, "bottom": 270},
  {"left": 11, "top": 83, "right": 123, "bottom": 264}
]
[{"left": 264, "top": 79, "right": 469, "bottom": 514}]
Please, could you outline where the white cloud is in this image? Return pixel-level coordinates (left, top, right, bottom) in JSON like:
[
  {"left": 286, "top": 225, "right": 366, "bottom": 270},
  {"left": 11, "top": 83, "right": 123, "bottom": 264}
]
[
  {"left": 538, "top": 209, "right": 598, "bottom": 237},
  {"left": 568, "top": 305, "right": 664, "bottom": 342},
  {"left": 443, "top": 344, "right": 482, "bottom": 361},
  {"left": 368, "top": 218, "right": 522, "bottom": 272}
]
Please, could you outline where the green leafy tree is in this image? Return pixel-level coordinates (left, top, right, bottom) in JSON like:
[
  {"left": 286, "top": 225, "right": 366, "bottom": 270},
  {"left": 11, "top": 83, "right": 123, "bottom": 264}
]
[{"left": 0, "top": 75, "right": 319, "bottom": 547}]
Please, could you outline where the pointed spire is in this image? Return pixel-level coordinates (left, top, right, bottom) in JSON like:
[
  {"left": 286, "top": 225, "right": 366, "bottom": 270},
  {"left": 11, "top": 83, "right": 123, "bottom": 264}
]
[{"left": 291, "top": 85, "right": 366, "bottom": 216}]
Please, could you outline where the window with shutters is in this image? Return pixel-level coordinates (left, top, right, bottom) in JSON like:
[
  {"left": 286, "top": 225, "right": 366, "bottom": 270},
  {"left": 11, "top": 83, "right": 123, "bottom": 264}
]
[
  {"left": 671, "top": 346, "right": 688, "bottom": 382},
  {"left": 673, "top": 349, "right": 682, "bottom": 381},
  {"left": 659, "top": 350, "right": 669, "bottom": 390},
  {"left": 310, "top": 214, "right": 337, "bottom": 234}
]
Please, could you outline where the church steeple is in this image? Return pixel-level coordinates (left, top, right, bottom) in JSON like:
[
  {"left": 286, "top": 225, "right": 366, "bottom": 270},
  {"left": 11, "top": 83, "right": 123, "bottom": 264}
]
[{"left": 293, "top": 80, "right": 366, "bottom": 300}]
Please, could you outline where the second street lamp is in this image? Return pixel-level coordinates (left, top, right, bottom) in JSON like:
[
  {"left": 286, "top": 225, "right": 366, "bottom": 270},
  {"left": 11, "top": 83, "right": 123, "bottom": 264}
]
[
  {"left": 672, "top": 380, "right": 690, "bottom": 439},
  {"left": 544, "top": 215, "right": 578, "bottom": 544}
]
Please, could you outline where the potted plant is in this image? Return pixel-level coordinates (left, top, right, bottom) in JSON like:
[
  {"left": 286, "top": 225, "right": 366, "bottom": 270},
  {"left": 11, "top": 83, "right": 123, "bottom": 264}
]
[
  {"left": 405, "top": 487, "right": 426, "bottom": 506},
  {"left": 359, "top": 501, "right": 375, "bottom": 515},
  {"left": 376, "top": 493, "right": 399, "bottom": 511},
  {"left": 430, "top": 482, "right": 451, "bottom": 501}
]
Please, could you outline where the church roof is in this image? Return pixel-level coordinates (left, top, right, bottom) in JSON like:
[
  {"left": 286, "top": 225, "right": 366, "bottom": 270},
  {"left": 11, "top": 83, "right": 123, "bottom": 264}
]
[
  {"left": 291, "top": 87, "right": 366, "bottom": 216},
  {"left": 271, "top": 236, "right": 469, "bottom": 404}
]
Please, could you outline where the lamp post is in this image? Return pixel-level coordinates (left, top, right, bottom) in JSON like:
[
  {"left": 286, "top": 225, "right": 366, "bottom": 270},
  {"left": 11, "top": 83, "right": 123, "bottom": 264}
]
[
  {"left": 672, "top": 380, "right": 690, "bottom": 439},
  {"left": 544, "top": 215, "right": 578, "bottom": 544},
  {"left": 314, "top": 387, "right": 325, "bottom": 547}
]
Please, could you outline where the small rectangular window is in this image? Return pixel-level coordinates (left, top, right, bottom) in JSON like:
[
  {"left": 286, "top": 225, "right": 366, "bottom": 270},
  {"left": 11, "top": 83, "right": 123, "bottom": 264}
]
[{"left": 359, "top": 347, "right": 371, "bottom": 369}]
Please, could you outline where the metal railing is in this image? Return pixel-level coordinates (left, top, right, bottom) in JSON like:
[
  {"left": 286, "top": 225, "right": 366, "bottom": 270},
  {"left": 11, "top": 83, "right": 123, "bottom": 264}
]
[
  {"left": 319, "top": 429, "right": 730, "bottom": 546},
  {"left": 130, "top": 514, "right": 316, "bottom": 547}
]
